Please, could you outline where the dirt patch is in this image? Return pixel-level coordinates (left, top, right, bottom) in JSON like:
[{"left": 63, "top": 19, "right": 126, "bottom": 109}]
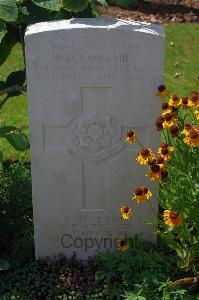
[{"left": 99, "top": 1, "right": 199, "bottom": 23}]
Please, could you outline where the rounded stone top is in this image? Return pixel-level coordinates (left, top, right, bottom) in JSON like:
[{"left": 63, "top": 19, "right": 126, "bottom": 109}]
[{"left": 25, "top": 18, "right": 164, "bottom": 37}]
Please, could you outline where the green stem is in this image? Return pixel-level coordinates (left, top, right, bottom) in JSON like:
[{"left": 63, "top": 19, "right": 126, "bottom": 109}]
[
  {"left": 19, "top": 26, "right": 26, "bottom": 69},
  {"left": 147, "top": 200, "right": 156, "bottom": 216},
  {"left": 190, "top": 108, "right": 197, "bottom": 124},
  {"left": 169, "top": 165, "right": 187, "bottom": 177},
  {"left": 136, "top": 138, "right": 144, "bottom": 148},
  {"left": 162, "top": 129, "right": 168, "bottom": 144}
]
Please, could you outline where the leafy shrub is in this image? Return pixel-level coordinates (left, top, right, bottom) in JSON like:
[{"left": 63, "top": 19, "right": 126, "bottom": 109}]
[
  {"left": 0, "top": 253, "right": 108, "bottom": 300},
  {"left": 0, "top": 162, "right": 33, "bottom": 265},
  {"left": 0, "top": 235, "right": 197, "bottom": 299},
  {"left": 96, "top": 235, "right": 198, "bottom": 299},
  {"left": 123, "top": 286, "right": 198, "bottom": 300},
  {"left": 123, "top": 84, "right": 199, "bottom": 281}
]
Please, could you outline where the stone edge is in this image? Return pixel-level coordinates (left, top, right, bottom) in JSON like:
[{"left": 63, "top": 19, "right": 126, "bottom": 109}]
[{"left": 25, "top": 18, "right": 164, "bottom": 38}]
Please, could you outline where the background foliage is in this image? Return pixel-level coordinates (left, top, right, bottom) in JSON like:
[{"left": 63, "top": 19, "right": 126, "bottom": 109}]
[{"left": 0, "top": 162, "right": 33, "bottom": 265}]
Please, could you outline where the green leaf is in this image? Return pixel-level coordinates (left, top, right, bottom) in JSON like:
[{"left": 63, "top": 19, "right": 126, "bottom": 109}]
[
  {"left": 0, "top": 125, "right": 16, "bottom": 135},
  {"left": 0, "top": 32, "right": 17, "bottom": 66},
  {"left": 0, "top": 0, "right": 18, "bottom": 22},
  {"left": 0, "top": 80, "right": 6, "bottom": 90},
  {"left": 0, "top": 259, "right": 9, "bottom": 271},
  {"left": 53, "top": 8, "right": 72, "bottom": 20},
  {"left": 17, "top": 2, "right": 52, "bottom": 25},
  {"left": 90, "top": 2, "right": 100, "bottom": 17},
  {"left": 62, "top": 0, "right": 89, "bottom": 12},
  {"left": 6, "top": 130, "right": 30, "bottom": 151},
  {"left": 6, "top": 70, "right": 26, "bottom": 96},
  {"left": 32, "top": 0, "right": 61, "bottom": 11},
  {"left": 0, "top": 19, "right": 6, "bottom": 44},
  {"left": 95, "top": 0, "right": 108, "bottom": 7}
]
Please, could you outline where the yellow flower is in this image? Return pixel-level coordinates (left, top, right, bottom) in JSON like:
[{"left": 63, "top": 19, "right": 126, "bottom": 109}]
[
  {"left": 160, "top": 168, "right": 168, "bottom": 182},
  {"left": 147, "top": 164, "right": 161, "bottom": 181},
  {"left": 155, "top": 116, "right": 164, "bottom": 131},
  {"left": 181, "top": 97, "right": 189, "bottom": 109},
  {"left": 158, "top": 143, "right": 174, "bottom": 162},
  {"left": 136, "top": 148, "right": 155, "bottom": 165},
  {"left": 181, "top": 123, "right": 193, "bottom": 135},
  {"left": 132, "top": 187, "right": 152, "bottom": 203},
  {"left": 161, "top": 102, "right": 173, "bottom": 115},
  {"left": 116, "top": 238, "right": 129, "bottom": 252},
  {"left": 194, "top": 109, "right": 199, "bottom": 120},
  {"left": 169, "top": 125, "right": 179, "bottom": 138},
  {"left": 156, "top": 155, "right": 167, "bottom": 168},
  {"left": 163, "top": 210, "right": 182, "bottom": 227},
  {"left": 156, "top": 85, "right": 169, "bottom": 98},
  {"left": 187, "top": 92, "right": 199, "bottom": 108},
  {"left": 162, "top": 113, "right": 176, "bottom": 129},
  {"left": 168, "top": 94, "right": 181, "bottom": 107},
  {"left": 183, "top": 126, "right": 199, "bottom": 147},
  {"left": 120, "top": 206, "right": 133, "bottom": 220},
  {"left": 126, "top": 130, "right": 137, "bottom": 144}
]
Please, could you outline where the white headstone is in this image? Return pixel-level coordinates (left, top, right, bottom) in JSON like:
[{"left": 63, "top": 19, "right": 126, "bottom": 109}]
[{"left": 25, "top": 18, "right": 164, "bottom": 259}]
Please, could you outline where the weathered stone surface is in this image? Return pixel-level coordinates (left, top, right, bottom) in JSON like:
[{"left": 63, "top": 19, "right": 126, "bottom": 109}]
[{"left": 25, "top": 18, "right": 164, "bottom": 259}]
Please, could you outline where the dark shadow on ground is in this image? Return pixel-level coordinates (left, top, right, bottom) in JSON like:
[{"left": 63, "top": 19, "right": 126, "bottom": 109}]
[{"left": 136, "top": 0, "right": 199, "bottom": 16}]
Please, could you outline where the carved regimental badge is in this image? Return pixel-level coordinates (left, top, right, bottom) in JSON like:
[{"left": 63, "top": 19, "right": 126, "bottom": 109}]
[{"left": 67, "top": 113, "right": 124, "bottom": 162}]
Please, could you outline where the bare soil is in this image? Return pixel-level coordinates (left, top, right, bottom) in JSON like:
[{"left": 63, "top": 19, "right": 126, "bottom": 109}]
[{"left": 99, "top": 0, "right": 199, "bottom": 23}]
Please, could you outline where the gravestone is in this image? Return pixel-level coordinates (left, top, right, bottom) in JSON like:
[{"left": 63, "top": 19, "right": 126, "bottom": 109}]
[{"left": 25, "top": 19, "right": 164, "bottom": 259}]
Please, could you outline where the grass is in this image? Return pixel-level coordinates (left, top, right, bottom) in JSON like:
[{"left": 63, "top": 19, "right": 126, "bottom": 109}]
[
  {"left": 164, "top": 24, "right": 199, "bottom": 94},
  {"left": 0, "top": 24, "right": 199, "bottom": 159},
  {"left": 0, "top": 42, "right": 28, "bottom": 160}
]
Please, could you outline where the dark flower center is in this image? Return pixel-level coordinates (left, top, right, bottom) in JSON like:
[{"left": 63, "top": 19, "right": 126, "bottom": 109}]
[
  {"left": 182, "top": 97, "right": 188, "bottom": 105},
  {"left": 162, "top": 102, "right": 169, "bottom": 109},
  {"left": 190, "top": 94, "right": 198, "bottom": 102},
  {"left": 158, "top": 85, "right": 166, "bottom": 92},
  {"left": 170, "top": 125, "right": 179, "bottom": 133},
  {"left": 151, "top": 164, "right": 160, "bottom": 173},
  {"left": 190, "top": 91, "right": 198, "bottom": 97},
  {"left": 170, "top": 127, "right": 179, "bottom": 138},
  {"left": 164, "top": 113, "right": 173, "bottom": 121},
  {"left": 142, "top": 187, "right": 148, "bottom": 194},
  {"left": 157, "top": 156, "right": 164, "bottom": 164},
  {"left": 189, "top": 130, "right": 198, "bottom": 139},
  {"left": 120, "top": 240, "right": 126, "bottom": 247},
  {"left": 156, "top": 116, "right": 164, "bottom": 130},
  {"left": 123, "top": 207, "right": 130, "bottom": 214},
  {"left": 161, "top": 148, "right": 169, "bottom": 155},
  {"left": 161, "top": 169, "right": 168, "bottom": 179},
  {"left": 172, "top": 94, "right": 179, "bottom": 101},
  {"left": 134, "top": 187, "right": 143, "bottom": 196},
  {"left": 140, "top": 148, "right": 150, "bottom": 157},
  {"left": 148, "top": 158, "right": 157, "bottom": 165},
  {"left": 184, "top": 123, "right": 192, "bottom": 130},
  {"left": 170, "top": 212, "right": 178, "bottom": 220},
  {"left": 127, "top": 130, "right": 135, "bottom": 138}
]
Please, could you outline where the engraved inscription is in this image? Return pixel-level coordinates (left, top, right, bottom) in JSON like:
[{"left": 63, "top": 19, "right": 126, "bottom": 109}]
[
  {"left": 28, "top": 34, "right": 161, "bottom": 82},
  {"left": 60, "top": 215, "right": 134, "bottom": 239}
]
